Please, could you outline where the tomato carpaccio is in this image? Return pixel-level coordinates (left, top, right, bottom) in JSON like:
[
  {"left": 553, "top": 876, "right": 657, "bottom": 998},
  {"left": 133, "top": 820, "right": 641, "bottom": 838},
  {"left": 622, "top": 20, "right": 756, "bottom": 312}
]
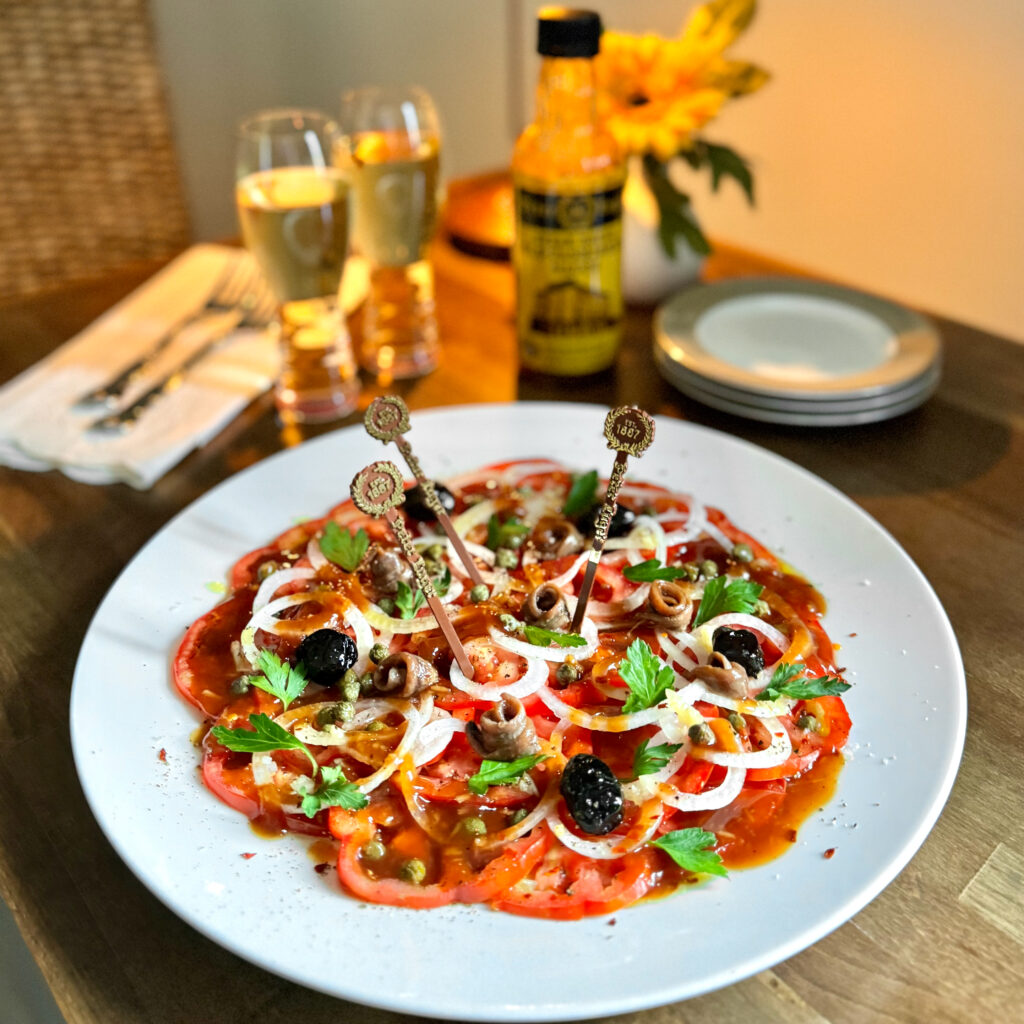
[{"left": 175, "top": 459, "right": 851, "bottom": 917}]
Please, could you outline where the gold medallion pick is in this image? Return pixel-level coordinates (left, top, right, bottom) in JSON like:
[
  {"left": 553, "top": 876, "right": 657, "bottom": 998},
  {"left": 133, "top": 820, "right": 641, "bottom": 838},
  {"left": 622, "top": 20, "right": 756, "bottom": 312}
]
[
  {"left": 364, "top": 396, "right": 487, "bottom": 589},
  {"left": 350, "top": 459, "right": 475, "bottom": 679},
  {"left": 570, "top": 406, "right": 656, "bottom": 632}
]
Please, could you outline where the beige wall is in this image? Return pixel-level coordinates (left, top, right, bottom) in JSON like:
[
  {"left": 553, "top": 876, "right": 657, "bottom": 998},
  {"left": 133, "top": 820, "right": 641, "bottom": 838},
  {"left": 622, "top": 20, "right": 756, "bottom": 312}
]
[{"left": 153, "top": 0, "right": 1024, "bottom": 343}]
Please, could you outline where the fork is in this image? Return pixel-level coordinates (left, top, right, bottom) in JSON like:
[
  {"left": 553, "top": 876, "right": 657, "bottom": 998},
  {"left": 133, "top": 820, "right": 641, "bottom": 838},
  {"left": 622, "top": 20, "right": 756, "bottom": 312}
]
[
  {"left": 87, "top": 284, "right": 278, "bottom": 434},
  {"left": 74, "top": 255, "right": 264, "bottom": 409}
]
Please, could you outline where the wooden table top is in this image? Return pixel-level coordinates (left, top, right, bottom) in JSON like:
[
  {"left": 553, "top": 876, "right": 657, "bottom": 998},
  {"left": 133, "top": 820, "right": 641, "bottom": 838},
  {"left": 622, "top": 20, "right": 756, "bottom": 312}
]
[{"left": 1, "top": 240, "right": 1022, "bottom": 1024}]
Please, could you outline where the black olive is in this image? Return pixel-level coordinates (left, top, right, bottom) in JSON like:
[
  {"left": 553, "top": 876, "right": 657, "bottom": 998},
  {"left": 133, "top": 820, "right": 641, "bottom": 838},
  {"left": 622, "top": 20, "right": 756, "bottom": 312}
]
[
  {"left": 560, "top": 753, "right": 623, "bottom": 835},
  {"left": 575, "top": 501, "right": 636, "bottom": 539},
  {"left": 403, "top": 481, "right": 456, "bottom": 522},
  {"left": 712, "top": 627, "right": 764, "bottom": 678},
  {"left": 295, "top": 629, "right": 358, "bottom": 685}
]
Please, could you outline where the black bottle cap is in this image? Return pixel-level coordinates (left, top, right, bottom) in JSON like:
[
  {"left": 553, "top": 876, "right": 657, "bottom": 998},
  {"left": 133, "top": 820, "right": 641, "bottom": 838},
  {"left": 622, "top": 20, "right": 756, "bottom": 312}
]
[{"left": 537, "top": 7, "right": 602, "bottom": 58}]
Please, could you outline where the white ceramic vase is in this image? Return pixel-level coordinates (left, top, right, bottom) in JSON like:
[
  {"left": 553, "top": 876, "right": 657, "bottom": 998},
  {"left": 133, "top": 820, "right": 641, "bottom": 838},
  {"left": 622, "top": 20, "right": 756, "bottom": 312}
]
[{"left": 621, "top": 156, "right": 704, "bottom": 305}]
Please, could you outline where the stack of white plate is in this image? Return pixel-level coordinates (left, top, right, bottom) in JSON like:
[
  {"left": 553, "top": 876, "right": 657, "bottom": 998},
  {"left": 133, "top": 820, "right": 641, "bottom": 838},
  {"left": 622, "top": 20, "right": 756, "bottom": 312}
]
[{"left": 653, "top": 278, "right": 942, "bottom": 426}]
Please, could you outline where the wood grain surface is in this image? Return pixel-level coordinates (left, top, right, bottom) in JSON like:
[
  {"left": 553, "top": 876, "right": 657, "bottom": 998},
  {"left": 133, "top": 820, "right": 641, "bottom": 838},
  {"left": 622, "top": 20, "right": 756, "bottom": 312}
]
[{"left": 0, "top": 239, "right": 1021, "bottom": 1024}]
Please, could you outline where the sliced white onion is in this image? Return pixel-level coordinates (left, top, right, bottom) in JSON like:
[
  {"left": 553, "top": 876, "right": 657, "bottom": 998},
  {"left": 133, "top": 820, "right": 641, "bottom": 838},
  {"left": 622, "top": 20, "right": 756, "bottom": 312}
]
[
  {"left": 363, "top": 603, "right": 440, "bottom": 634},
  {"left": 658, "top": 630, "right": 707, "bottom": 668},
  {"left": 306, "top": 537, "right": 328, "bottom": 570},
  {"left": 356, "top": 695, "right": 431, "bottom": 794},
  {"left": 687, "top": 686, "right": 794, "bottom": 720},
  {"left": 451, "top": 499, "right": 497, "bottom": 538},
  {"left": 411, "top": 715, "right": 466, "bottom": 766},
  {"left": 585, "top": 581, "right": 650, "bottom": 620},
  {"left": 536, "top": 685, "right": 664, "bottom": 732},
  {"left": 546, "top": 801, "right": 663, "bottom": 860},
  {"left": 449, "top": 653, "right": 549, "bottom": 701},
  {"left": 487, "top": 615, "right": 598, "bottom": 664},
  {"left": 660, "top": 765, "right": 747, "bottom": 811},
  {"left": 462, "top": 540, "right": 496, "bottom": 565},
  {"left": 242, "top": 592, "right": 317, "bottom": 664},
  {"left": 695, "top": 613, "right": 789, "bottom": 653},
  {"left": 498, "top": 459, "right": 565, "bottom": 488},
  {"left": 544, "top": 551, "right": 590, "bottom": 590},
  {"left": 439, "top": 577, "right": 464, "bottom": 605},
  {"left": 696, "top": 714, "right": 792, "bottom": 769},
  {"left": 480, "top": 779, "right": 561, "bottom": 849}
]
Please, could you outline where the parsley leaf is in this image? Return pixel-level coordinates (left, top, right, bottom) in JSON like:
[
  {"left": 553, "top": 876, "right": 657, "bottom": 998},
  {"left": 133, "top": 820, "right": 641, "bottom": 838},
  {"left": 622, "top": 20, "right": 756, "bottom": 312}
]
[
  {"left": 757, "top": 662, "right": 851, "bottom": 701},
  {"left": 632, "top": 739, "right": 682, "bottom": 779},
  {"left": 522, "top": 624, "right": 587, "bottom": 648},
  {"left": 394, "top": 580, "right": 426, "bottom": 620},
  {"left": 433, "top": 566, "right": 451, "bottom": 597},
  {"left": 692, "top": 575, "right": 764, "bottom": 628},
  {"left": 485, "top": 514, "right": 530, "bottom": 551},
  {"left": 248, "top": 648, "right": 308, "bottom": 710},
  {"left": 620, "top": 639, "right": 675, "bottom": 713},
  {"left": 622, "top": 558, "right": 688, "bottom": 583},
  {"left": 562, "top": 469, "right": 599, "bottom": 517},
  {"left": 320, "top": 521, "right": 369, "bottom": 572},
  {"left": 467, "top": 754, "right": 548, "bottom": 795},
  {"left": 300, "top": 764, "right": 368, "bottom": 818},
  {"left": 651, "top": 827, "right": 727, "bottom": 877},
  {"left": 210, "top": 713, "right": 317, "bottom": 774}
]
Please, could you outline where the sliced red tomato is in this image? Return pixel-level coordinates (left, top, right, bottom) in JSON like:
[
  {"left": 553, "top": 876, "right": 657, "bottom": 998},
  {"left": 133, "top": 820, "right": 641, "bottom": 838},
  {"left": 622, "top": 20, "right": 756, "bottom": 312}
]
[
  {"left": 329, "top": 807, "right": 550, "bottom": 908},
  {"left": 173, "top": 592, "right": 254, "bottom": 715},
  {"left": 494, "top": 837, "right": 658, "bottom": 919}
]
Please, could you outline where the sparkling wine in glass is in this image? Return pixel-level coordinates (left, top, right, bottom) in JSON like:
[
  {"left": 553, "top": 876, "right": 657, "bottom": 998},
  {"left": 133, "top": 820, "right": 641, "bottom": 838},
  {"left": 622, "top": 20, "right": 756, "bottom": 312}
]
[
  {"left": 337, "top": 86, "right": 442, "bottom": 382},
  {"left": 236, "top": 109, "right": 359, "bottom": 422}
]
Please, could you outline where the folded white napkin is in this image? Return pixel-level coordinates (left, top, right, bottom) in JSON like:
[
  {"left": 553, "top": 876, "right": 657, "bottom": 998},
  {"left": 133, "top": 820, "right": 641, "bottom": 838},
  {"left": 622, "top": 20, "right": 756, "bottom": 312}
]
[{"left": 0, "top": 245, "right": 366, "bottom": 490}]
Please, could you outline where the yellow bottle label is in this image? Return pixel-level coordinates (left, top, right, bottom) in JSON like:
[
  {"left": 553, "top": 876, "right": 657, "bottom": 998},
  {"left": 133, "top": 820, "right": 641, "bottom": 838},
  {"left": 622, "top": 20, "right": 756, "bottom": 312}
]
[{"left": 514, "top": 179, "right": 624, "bottom": 375}]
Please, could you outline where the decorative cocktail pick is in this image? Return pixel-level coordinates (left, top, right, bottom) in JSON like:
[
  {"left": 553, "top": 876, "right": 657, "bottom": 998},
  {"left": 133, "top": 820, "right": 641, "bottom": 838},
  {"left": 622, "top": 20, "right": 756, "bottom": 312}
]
[
  {"left": 350, "top": 459, "right": 475, "bottom": 680},
  {"left": 364, "top": 396, "right": 487, "bottom": 589},
  {"left": 570, "top": 406, "right": 656, "bottom": 633}
]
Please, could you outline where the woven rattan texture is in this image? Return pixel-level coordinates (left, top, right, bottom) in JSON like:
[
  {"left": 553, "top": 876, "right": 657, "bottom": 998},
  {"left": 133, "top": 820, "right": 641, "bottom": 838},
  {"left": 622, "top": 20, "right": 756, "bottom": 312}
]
[{"left": 0, "top": 0, "right": 190, "bottom": 302}]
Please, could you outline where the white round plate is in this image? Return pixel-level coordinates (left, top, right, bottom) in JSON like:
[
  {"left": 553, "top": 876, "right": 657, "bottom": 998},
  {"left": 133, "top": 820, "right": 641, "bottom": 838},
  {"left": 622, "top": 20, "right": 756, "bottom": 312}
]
[
  {"left": 655, "top": 278, "right": 941, "bottom": 399},
  {"left": 655, "top": 346, "right": 941, "bottom": 426},
  {"left": 71, "top": 404, "right": 965, "bottom": 1022}
]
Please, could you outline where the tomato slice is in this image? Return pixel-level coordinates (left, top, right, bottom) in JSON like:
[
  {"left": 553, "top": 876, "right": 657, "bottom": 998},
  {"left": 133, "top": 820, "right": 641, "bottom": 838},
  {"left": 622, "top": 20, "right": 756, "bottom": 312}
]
[
  {"left": 493, "top": 833, "right": 658, "bottom": 919},
  {"left": 329, "top": 807, "right": 550, "bottom": 909},
  {"left": 173, "top": 592, "right": 254, "bottom": 716}
]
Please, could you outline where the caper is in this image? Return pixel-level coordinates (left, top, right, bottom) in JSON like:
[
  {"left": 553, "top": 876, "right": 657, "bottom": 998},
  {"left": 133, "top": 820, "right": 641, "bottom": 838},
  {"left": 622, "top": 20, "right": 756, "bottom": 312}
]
[
  {"left": 426, "top": 543, "right": 446, "bottom": 562},
  {"left": 755, "top": 599, "right": 771, "bottom": 617},
  {"left": 361, "top": 838, "right": 386, "bottom": 861},
  {"left": 499, "top": 613, "right": 523, "bottom": 634},
  {"left": 400, "top": 858, "right": 427, "bottom": 884},
  {"left": 731, "top": 542, "right": 754, "bottom": 563},
  {"left": 509, "top": 808, "right": 528, "bottom": 825},
  {"left": 256, "top": 560, "right": 279, "bottom": 581},
  {"left": 378, "top": 597, "right": 395, "bottom": 615},
  {"left": 229, "top": 676, "right": 251, "bottom": 696},
  {"left": 495, "top": 547, "right": 518, "bottom": 569},
  {"left": 359, "top": 672, "right": 375, "bottom": 694},
  {"left": 503, "top": 532, "right": 525, "bottom": 550},
  {"left": 468, "top": 584, "right": 489, "bottom": 604},
  {"left": 727, "top": 711, "right": 748, "bottom": 735},
  {"left": 688, "top": 722, "right": 715, "bottom": 747},
  {"left": 700, "top": 559, "right": 719, "bottom": 579},
  {"left": 555, "top": 661, "right": 580, "bottom": 685},
  {"left": 341, "top": 676, "right": 361, "bottom": 703},
  {"left": 363, "top": 720, "right": 385, "bottom": 732},
  {"left": 797, "top": 713, "right": 822, "bottom": 733},
  {"left": 682, "top": 562, "right": 700, "bottom": 582},
  {"left": 461, "top": 816, "right": 487, "bottom": 837},
  {"left": 369, "top": 642, "right": 389, "bottom": 664},
  {"left": 321, "top": 701, "right": 356, "bottom": 727}
]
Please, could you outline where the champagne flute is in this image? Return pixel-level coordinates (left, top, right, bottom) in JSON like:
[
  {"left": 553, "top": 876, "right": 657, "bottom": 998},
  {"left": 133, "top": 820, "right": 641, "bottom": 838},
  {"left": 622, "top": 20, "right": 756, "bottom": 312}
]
[
  {"left": 337, "top": 86, "right": 442, "bottom": 382},
  {"left": 236, "top": 109, "right": 359, "bottom": 422}
]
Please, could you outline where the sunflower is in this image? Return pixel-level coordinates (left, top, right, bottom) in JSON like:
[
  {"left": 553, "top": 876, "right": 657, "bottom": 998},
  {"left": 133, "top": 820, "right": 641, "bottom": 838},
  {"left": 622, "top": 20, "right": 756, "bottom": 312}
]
[{"left": 594, "top": 0, "right": 769, "bottom": 160}]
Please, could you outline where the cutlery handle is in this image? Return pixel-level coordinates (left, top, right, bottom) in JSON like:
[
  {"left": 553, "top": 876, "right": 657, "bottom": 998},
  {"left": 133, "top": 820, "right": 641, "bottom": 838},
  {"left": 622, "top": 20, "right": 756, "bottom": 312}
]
[
  {"left": 75, "top": 311, "right": 199, "bottom": 407},
  {"left": 89, "top": 326, "right": 235, "bottom": 434}
]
